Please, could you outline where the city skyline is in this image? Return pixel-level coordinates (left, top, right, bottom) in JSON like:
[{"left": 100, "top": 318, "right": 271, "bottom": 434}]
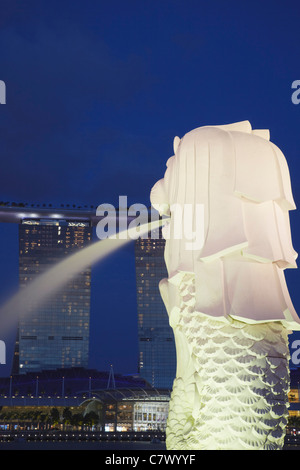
[
  {"left": 0, "top": 0, "right": 299, "bottom": 380},
  {"left": 0, "top": 203, "right": 174, "bottom": 389},
  {"left": 0, "top": 202, "right": 172, "bottom": 381}
]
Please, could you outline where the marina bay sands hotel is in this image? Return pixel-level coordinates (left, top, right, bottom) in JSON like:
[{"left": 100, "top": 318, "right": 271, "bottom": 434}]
[{"left": 0, "top": 202, "right": 176, "bottom": 389}]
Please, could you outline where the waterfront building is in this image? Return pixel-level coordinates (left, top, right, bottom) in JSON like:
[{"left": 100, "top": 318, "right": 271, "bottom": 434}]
[
  {"left": 132, "top": 398, "right": 169, "bottom": 432},
  {"left": 0, "top": 366, "right": 299, "bottom": 434},
  {"left": 0, "top": 367, "right": 170, "bottom": 433},
  {"left": 288, "top": 368, "right": 300, "bottom": 417}
]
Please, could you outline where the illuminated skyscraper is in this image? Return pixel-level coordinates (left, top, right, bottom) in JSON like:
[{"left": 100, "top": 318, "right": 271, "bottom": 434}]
[
  {"left": 12, "top": 218, "right": 92, "bottom": 374},
  {"left": 135, "top": 231, "right": 176, "bottom": 389}
]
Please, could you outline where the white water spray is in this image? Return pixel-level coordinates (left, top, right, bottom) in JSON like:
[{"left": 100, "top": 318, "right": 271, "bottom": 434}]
[{"left": 0, "top": 219, "right": 166, "bottom": 335}]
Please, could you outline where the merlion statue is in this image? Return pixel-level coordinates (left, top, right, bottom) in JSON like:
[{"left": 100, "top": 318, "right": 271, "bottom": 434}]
[{"left": 150, "top": 120, "right": 300, "bottom": 450}]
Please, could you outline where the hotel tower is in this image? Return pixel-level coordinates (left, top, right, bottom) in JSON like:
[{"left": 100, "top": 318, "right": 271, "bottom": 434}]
[
  {"left": 135, "top": 229, "right": 176, "bottom": 389},
  {"left": 12, "top": 218, "right": 92, "bottom": 374}
]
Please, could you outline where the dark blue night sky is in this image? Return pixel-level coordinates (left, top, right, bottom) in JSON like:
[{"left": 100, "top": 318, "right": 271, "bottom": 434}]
[{"left": 0, "top": 0, "right": 299, "bottom": 377}]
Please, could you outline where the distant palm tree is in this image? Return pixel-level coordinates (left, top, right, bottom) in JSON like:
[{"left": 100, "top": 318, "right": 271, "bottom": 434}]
[
  {"left": 71, "top": 412, "right": 84, "bottom": 430},
  {"left": 50, "top": 407, "right": 60, "bottom": 427},
  {"left": 62, "top": 407, "right": 72, "bottom": 430}
]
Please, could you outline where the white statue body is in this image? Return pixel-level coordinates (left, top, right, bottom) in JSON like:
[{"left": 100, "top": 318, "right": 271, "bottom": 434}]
[{"left": 151, "top": 121, "right": 299, "bottom": 450}]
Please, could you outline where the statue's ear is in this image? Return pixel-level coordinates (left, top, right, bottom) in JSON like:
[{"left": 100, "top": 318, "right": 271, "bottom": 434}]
[
  {"left": 252, "top": 129, "right": 270, "bottom": 141},
  {"left": 173, "top": 136, "right": 181, "bottom": 154}
]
